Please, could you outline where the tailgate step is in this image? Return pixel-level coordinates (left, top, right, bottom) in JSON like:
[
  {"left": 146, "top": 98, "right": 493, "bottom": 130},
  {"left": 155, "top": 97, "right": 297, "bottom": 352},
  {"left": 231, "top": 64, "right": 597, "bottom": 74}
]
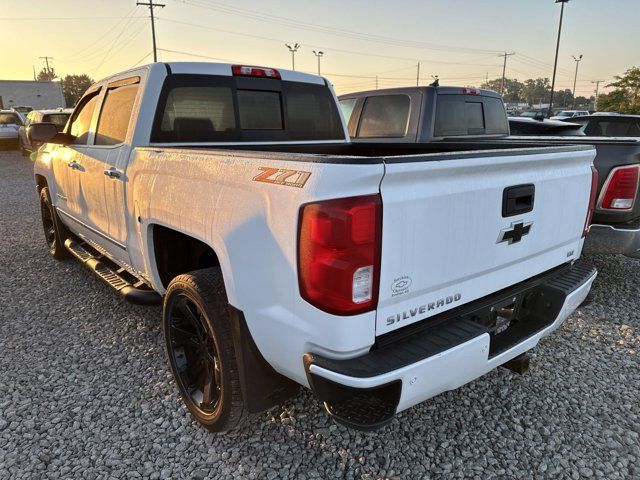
[{"left": 64, "top": 238, "right": 161, "bottom": 305}]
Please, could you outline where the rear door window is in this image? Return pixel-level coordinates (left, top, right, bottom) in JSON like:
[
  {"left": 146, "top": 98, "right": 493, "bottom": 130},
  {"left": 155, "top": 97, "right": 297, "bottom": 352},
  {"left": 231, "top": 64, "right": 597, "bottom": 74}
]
[
  {"left": 95, "top": 81, "right": 139, "bottom": 145},
  {"left": 357, "top": 95, "right": 410, "bottom": 138}
]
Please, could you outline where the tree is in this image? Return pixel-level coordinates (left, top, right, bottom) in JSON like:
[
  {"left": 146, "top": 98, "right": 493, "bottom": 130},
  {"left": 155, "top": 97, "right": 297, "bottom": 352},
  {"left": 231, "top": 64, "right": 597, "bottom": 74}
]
[
  {"left": 480, "top": 77, "right": 524, "bottom": 103},
  {"left": 61, "top": 74, "right": 94, "bottom": 107},
  {"left": 36, "top": 66, "right": 57, "bottom": 82},
  {"left": 597, "top": 66, "right": 640, "bottom": 113},
  {"left": 522, "top": 78, "right": 551, "bottom": 108}
]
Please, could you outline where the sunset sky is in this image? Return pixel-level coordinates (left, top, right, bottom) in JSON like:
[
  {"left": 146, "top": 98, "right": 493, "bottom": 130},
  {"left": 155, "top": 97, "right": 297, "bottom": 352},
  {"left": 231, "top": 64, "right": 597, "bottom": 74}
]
[{"left": 2, "top": 0, "right": 638, "bottom": 95}]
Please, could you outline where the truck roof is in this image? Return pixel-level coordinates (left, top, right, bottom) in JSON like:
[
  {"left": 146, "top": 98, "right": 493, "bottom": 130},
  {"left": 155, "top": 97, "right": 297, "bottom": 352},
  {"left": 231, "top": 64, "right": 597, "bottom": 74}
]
[
  {"left": 96, "top": 61, "right": 326, "bottom": 86},
  {"left": 339, "top": 85, "right": 502, "bottom": 99}
]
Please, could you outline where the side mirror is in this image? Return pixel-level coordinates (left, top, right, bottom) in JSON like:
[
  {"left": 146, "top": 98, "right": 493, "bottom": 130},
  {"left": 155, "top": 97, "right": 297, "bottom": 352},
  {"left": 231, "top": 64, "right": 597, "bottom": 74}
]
[{"left": 27, "top": 122, "right": 74, "bottom": 145}]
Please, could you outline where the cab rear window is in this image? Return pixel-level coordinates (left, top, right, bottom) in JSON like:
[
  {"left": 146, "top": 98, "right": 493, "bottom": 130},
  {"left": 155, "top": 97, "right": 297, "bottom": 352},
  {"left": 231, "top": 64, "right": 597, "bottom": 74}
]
[
  {"left": 434, "top": 95, "right": 508, "bottom": 137},
  {"left": 151, "top": 74, "right": 344, "bottom": 143}
]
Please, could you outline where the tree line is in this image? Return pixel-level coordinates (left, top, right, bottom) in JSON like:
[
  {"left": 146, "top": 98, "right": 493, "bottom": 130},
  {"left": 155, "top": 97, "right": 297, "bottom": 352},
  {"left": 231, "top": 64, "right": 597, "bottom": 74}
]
[
  {"left": 480, "top": 66, "right": 640, "bottom": 113},
  {"left": 36, "top": 67, "right": 93, "bottom": 108}
]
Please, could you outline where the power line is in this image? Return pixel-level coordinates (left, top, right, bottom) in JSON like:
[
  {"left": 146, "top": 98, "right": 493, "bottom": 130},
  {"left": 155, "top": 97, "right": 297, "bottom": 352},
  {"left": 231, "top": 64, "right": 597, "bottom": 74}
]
[
  {"left": 137, "top": 0, "right": 165, "bottom": 62},
  {"left": 172, "top": 0, "right": 503, "bottom": 55},
  {"left": 155, "top": 17, "right": 502, "bottom": 67}
]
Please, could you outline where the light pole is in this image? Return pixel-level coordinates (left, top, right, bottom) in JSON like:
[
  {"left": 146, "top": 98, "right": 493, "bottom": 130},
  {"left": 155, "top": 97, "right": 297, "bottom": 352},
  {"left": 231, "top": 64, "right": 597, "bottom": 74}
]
[
  {"left": 548, "top": 0, "right": 570, "bottom": 118},
  {"left": 312, "top": 50, "right": 324, "bottom": 76},
  {"left": 571, "top": 54, "right": 583, "bottom": 109},
  {"left": 285, "top": 43, "right": 300, "bottom": 71}
]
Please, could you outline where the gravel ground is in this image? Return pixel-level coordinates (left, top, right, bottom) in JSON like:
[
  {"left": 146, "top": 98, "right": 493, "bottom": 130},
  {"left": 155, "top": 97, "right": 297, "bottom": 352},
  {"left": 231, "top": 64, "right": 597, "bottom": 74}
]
[{"left": 0, "top": 150, "right": 638, "bottom": 480}]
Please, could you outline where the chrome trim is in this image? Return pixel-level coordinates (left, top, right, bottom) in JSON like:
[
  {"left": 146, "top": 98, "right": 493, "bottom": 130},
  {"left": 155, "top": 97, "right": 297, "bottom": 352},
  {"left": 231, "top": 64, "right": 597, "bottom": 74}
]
[{"left": 56, "top": 208, "right": 127, "bottom": 251}]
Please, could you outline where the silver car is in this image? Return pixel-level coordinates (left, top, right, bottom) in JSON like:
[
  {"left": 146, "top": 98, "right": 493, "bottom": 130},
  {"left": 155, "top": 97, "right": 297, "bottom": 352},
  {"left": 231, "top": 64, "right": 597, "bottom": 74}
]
[
  {"left": 0, "top": 110, "right": 23, "bottom": 149},
  {"left": 18, "top": 108, "right": 73, "bottom": 156}
]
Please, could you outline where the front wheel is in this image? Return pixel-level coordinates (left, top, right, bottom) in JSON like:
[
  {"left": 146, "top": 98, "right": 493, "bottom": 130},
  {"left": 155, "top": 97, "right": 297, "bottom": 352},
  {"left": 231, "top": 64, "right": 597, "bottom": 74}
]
[
  {"left": 163, "top": 267, "right": 248, "bottom": 432},
  {"left": 39, "top": 187, "right": 70, "bottom": 260}
]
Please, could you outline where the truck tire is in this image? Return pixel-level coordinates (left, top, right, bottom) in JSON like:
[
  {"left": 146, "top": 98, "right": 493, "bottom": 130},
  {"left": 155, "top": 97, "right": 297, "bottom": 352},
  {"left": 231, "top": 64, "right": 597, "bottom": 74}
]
[
  {"left": 39, "top": 187, "right": 70, "bottom": 260},
  {"left": 163, "top": 267, "right": 248, "bottom": 432}
]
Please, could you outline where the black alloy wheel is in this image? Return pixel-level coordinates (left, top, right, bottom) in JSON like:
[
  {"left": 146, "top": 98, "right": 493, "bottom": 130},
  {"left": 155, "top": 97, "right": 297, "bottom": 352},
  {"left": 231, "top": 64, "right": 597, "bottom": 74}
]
[{"left": 166, "top": 293, "right": 222, "bottom": 415}]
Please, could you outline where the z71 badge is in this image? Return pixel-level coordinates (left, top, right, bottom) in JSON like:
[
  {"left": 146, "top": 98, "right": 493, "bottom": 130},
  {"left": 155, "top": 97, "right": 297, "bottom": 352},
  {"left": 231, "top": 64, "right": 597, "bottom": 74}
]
[{"left": 253, "top": 167, "right": 311, "bottom": 188}]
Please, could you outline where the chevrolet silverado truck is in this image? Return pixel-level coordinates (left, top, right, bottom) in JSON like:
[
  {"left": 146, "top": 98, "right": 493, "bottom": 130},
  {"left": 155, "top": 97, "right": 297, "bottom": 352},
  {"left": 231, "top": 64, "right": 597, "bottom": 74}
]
[
  {"left": 340, "top": 86, "right": 640, "bottom": 260},
  {"left": 30, "top": 63, "right": 598, "bottom": 432}
]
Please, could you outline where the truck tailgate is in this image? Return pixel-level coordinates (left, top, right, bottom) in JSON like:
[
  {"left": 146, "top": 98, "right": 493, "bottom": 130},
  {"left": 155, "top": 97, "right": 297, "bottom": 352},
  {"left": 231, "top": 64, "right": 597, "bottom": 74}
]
[{"left": 376, "top": 146, "right": 596, "bottom": 335}]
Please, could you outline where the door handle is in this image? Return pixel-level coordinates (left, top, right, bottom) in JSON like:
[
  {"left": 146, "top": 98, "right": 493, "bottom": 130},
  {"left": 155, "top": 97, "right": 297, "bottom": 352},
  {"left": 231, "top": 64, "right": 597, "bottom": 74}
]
[
  {"left": 103, "top": 168, "right": 121, "bottom": 179},
  {"left": 68, "top": 161, "right": 81, "bottom": 170}
]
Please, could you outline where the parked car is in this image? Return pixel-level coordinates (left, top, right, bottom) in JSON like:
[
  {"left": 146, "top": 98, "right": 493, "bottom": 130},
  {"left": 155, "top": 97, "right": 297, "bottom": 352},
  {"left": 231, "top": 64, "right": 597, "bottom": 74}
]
[
  {"left": 339, "top": 86, "right": 640, "bottom": 261},
  {"left": 508, "top": 117, "right": 585, "bottom": 136},
  {"left": 550, "top": 110, "right": 590, "bottom": 120},
  {"left": 30, "top": 64, "right": 597, "bottom": 432},
  {"left": 562, "top": 114, "right": 640, "bottom": 137},
  {"left": 18, "top": 108, "right": 72, "bottom": 156},
  {"left": 0, "top": 110, "right": 23, "bottom": 149}
]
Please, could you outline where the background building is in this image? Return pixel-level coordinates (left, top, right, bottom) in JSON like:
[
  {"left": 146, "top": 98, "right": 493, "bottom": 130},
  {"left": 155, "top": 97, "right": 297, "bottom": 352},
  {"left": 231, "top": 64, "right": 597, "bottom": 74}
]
[{"left": 0, "top": 80, "right": 65, "bottom": 109}]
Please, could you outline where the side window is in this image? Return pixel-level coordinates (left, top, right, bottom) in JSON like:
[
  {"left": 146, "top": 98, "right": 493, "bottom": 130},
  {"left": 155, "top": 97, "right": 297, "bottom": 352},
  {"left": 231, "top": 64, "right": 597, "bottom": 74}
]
[
  {"left": 69, "top": 92, "right": 100, "bottom": 145},
  {"left": 339, "top": 98, "right": 357, "bottom": 137},
  {"left": 95, "top": 82, "right": 139, "bottom": 145},
  {"left": 357, "top": 95, "right": 410, "bottom": 138},
  {"left": 339, "top": 98, "right": 357, "bottom": 124}
]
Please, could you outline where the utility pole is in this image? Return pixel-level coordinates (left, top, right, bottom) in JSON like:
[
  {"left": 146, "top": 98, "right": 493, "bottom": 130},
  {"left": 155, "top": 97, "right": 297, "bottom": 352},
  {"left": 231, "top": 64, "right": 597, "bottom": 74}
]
[
  {"left": 416, "top": 62, "right": 420, "bottom": 86},
  {"left": 32, "top": 66, "right": 37, "bottom": 81},
  {"left": 591, "top": 79, "right": 604, "bottom": 110},
  {"left": 548, "top": 0, "right": 570, "bottom": 117},
  {"left": 499, "top": 52, "right": 515, "bottom": 96},
  {"left": 375, "top": 76, "right": 378, "bottom": 90},
  {"left": 285, "top": 43, "right": 300, "bottom": 70},
  {"left": 137, "top": 0, "right": 165, "bottom": 63},
  {"left": 39, "top": 56, "right": 54, "bottom": 78},
  {"left": 571, "top": 54, "right": 583, "bottom": 109},
  {"left": 312, "top": 50, "right": 324, "bottom": 76}
]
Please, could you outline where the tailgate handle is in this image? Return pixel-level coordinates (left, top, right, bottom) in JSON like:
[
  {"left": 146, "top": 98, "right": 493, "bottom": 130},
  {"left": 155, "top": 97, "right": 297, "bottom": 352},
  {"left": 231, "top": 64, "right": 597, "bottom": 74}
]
[{"left": 503, "top": 184, "right": 535, "bottom": 217}]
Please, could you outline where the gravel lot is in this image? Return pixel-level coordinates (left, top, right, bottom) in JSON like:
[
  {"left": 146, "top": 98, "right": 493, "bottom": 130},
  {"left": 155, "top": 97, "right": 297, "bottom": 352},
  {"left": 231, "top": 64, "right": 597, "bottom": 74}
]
[{"left": 0, "top": 150, "right": 639, "bottom": 480}]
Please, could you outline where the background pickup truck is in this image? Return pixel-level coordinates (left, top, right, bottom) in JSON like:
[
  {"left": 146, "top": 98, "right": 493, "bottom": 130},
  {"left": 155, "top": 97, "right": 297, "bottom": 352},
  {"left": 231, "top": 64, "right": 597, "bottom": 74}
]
[
  {"left": 30, "top": 62, "right": 597, "bottom": 432},
  {"left": 340, "top": 86, "right": 640, "bottom": 260}
]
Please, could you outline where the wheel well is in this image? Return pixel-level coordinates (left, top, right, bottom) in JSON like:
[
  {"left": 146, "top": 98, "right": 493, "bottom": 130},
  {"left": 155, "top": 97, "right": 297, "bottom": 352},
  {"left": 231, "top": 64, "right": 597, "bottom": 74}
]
[
  {"left": 35, "top": 174, "right": 47, "bottom": 193},
  {"left": 152, "top": 225, "right": 220, "bottom": 288}
]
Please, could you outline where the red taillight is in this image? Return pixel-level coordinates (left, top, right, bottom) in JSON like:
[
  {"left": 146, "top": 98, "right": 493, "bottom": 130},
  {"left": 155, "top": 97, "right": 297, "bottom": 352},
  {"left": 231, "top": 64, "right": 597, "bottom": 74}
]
[
  {"left": 231, "top": 64, "right": 281, "bottom": 79},
  {"left": 462, "top": 88, "right": 480, "bottom": 95},
  {"left": 599, "top": 165, "right": 640, "bottom": 211},
  {"left": 583, "top": 166, "right": 598, "bottom": 237},
  {"left": 298, "top": 195, "right": 382, "bottom": 315}
]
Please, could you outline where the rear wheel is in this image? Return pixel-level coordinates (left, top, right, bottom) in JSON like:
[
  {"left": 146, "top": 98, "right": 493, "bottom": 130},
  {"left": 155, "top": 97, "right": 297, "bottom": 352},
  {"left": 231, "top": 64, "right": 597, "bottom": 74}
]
[
  {"left": 163, "top": 268, "right": 248, "bottom": 431},
  {"left": 39, "top": 187, "right": 70, "bottom": 260}
]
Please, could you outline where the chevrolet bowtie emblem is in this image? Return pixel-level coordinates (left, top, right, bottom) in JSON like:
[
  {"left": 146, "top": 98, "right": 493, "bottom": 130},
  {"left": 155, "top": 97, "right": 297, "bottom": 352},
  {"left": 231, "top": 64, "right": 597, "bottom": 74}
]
[{"left": 498, "top": 221, "right": 532, "bottom": 245}]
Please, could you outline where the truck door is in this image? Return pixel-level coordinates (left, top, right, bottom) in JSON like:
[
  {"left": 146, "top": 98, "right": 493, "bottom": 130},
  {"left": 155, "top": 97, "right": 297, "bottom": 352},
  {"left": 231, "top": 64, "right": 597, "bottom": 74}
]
[
  {"left": 75, "top": 76, "right": 140, "bottom": 266},
  {"left": 53, "top": 89, "right": 101, "bottom": 228}
]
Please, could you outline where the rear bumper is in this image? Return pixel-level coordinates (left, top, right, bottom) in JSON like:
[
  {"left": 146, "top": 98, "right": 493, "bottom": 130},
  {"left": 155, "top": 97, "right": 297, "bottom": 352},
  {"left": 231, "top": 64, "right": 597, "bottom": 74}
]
[
  {"left": 304, "top": 260, "right": 597, "bottom": 430},
  {"left": 583, "top": 223, "right": 640, "bottom": 258}
]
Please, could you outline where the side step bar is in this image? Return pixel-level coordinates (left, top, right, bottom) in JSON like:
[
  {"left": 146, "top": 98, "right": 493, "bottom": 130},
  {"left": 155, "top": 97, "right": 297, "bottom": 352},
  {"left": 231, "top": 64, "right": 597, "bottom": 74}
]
[{"left": 64, "top": 238, "right": 161, "bottom": 306}]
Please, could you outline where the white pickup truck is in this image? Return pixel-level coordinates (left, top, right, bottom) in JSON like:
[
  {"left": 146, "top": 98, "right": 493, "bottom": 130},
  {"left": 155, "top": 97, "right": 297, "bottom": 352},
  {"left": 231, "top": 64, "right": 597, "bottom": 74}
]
[{"left": 30, "top": 62, "right": 598, "bottom": 432}]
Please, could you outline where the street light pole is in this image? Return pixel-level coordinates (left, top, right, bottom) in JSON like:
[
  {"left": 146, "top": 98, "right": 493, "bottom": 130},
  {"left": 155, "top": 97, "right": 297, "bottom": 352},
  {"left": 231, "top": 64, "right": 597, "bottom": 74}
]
[
  {"left": 312, "top": 50, "right": 324, "bottom": 76},
  {"left": 285, "top": 43, "right": 300, "bottom": 71},
  {"left": 571, "top": 54, "right": 583, "bottom": 109},
  {"left": 548, "top": 0, "right": 570, "bottom": 118}
]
